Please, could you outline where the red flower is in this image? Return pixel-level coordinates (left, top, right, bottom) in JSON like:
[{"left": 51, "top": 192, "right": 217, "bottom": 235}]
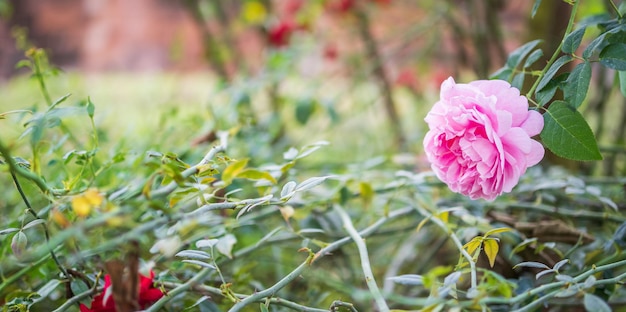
[
  {"left": 395, "top": 68, "right": 417, "bottom": 89},
  {"left": 80, "top": 271, "right": 163, "bottom": 312},
  {"left": 323, "top": 43, "right": 339, "bottom": 61},
  {"left": 267, "top": 20, "right": 297, "bottom": 48}
]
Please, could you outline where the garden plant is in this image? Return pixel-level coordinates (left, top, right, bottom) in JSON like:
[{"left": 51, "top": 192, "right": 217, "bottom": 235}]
[{"left": 1, "top": 0, "right": 626, "bottom": 311}]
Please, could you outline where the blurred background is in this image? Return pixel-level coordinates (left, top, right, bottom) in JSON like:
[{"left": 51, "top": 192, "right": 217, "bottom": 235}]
[{"left": 1, "top": 0, "right": 622, "bottom": 173}]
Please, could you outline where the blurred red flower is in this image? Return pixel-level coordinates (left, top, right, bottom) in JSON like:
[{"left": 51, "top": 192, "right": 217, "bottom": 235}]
[
  {"left": 395, "top": 68, "right": 417, "bottom": 89},
  {"left": 79, "top": 271, "right": 163, "bottom": 312},
  {"left": 323, "top": 43, "right": 339, "bottom": 61},
  {"left": 268, "top": 20, "right": 297, "bottom": 48}
]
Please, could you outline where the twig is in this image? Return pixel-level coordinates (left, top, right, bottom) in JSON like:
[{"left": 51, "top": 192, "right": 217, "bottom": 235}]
[
  {"left": 411, "top": 200, "right": 477, "bottom": 290},
  {"left": 0, "top": 252, "right": 52, "bottom": 293},
  {"left": 334, "top": 204, "right": 389, "bottom": 312},
  {"left": 156, "top": 281, "right": 329, "bottom": 312},
  {"left": 10, "top": 171, "right": 67, "bottom": 277},
  {"left": 330, "top": 300, "right": 359, "bottom": 312},
  {"left": 52, "top": 287, "right": 101, "bottom": 312},
  {"left": 226, "top": 207, "right": 415, "bottom": 311},
  {"left": 145, "top": 267, "right": 213, "bottom": 311},
  {"left": 480, "top": 258, "right": 626, "bottom": 308}
]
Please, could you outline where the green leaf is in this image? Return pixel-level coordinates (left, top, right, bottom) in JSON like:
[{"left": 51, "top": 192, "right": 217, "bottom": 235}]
[
  {"left": 216, "top": 234, "right": 237, "bottom": 259},
  {"left": 536, "top": 73, "right": 568, "bottom": 106},
  {"left": 506, "top": 40, "right": 542, "bottom": 69},
  {"left": 237, "top": 169, "right": 277, "bottom": 184},
  {"left": 563, "top": 61, "right": 591, "bottom": 108},
  {"left": 221, "top": 158, "right": 248, "bottom": 185},
  {"left": 523, "top": 49, "right": 543, "bottom": 68},
  {"left": 562, "top": 27, "right": 586, "bottom": 54},
  {"left": 541, "top": 101, "right": 602, "bottom": 161},
  {"left": 531, "top": 0, "right": 542, "bottom": 18},
  {"left": 11, "top": 231, "right": 27, "bottom": 258},
  {"left": 600, "top": 43, "right": 626, "bottom": 70},
  {"left": 483, "top": 239, "right": 499, "bottom": 268},
  {"left": 513, "top": 261, "right": 550, "bottom": 270},
  {"left": 48, "top": 93, "right": 72, "bottom": 111},
  {"left": 511, "top": 72, "right": 525, "bottom": 90},
  {"left": 536, "top": 55, "right": 573, "bottom": 93},
  {"left": 295, "top": 99, "right": 315, "bottom": 125},
  {"left": 490, "top": 67, "right": 512, "bottom": 81},
  {"left": 583, "top": 293, "right": 611, "bottom": 312},
  {"left": 260, "top": 303, "right": 269, "bottom": 312},
  {"left": 619, "top": 71, "right": 626, "bottom": 97}
]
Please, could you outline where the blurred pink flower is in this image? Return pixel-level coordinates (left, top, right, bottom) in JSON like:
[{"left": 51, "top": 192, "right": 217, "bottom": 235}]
[{"left": 423, "top": 77, "right": 544, "bottom": 200}]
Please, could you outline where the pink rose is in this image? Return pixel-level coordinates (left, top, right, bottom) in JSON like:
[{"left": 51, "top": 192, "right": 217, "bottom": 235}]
[{"left": 423, "top": 77, "right": 544, "bottom": 200}]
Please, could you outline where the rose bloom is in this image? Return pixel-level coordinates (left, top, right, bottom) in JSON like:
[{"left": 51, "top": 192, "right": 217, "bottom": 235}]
[
  {"left": 423, "top": 77, "right": 544, "bottom": 200},
  {"left": 80, "top": 271, "right": 164, "bottom": 312},
  {"left": 268, "top": 20, "right": 296, "bottom": 48}
]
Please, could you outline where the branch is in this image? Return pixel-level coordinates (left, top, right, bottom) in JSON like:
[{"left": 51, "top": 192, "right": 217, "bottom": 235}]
[
  {"left": 227, "top": 207, "right": 415, "bottom": 311},
  {"left": 335, "top": 204, "right": 389, "bottom": 312}
]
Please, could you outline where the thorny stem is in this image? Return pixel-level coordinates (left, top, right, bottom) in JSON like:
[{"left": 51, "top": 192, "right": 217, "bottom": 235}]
[
  {"left": 145, "top": 267, "right": 213, "bottom": 312},
  {"left": 609, "top": 0, "right": 623, "bottom": 19},
  {"left": 526, "top": 0, "right": 580, "bottom": 99},
  {"left": 52, "top": 286, "right": 101, "bottom": 312},
  {"left": 225, "top": 207, "right": 415, "bottom": 312},
  {"left": 0, "top": 252, "right": 52, "bottom": 293},
  {"left": 155, "top": 281, "right": 329, "bottom": 312},
  {"left": 412, "top": 198, "right": 478, "bottom": 290},
  {"left": 335, "top": 204, "right": 389, "bottom": 312},
  {"left": 480, "top": 258, "right": 626, "bottom": 309},
  {"left": 10, "top": 171, "right": 68, "bottom": 278}
]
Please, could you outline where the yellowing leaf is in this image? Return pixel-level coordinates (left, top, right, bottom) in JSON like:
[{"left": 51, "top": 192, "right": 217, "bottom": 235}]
[
  {"left": 221, "top": 158, "right": 249, "bottom": 185},
  {"left": 242, "top": 1, "right": 267, "bottom": 25},
  {"left": 50, "top": 208, "right": 70, "bottom": 228},
  {"left": 463, "top": 237, "right": 483, "bottom": 256},
  {"left": 279, "top": 205, "right": 294, "bottom": 222},
  {"left": 196, "top": 164, "right": 218, "bottom": 177},
  {"left": 483, "top": 238, "right": 500, "bottom": 268},
  {"left": 438, "top": 211, "right": 449, "bottom": 224},
  {"left": 359, "top": 182, "right": 374, "bottom": 206},
  {"left": 484, "top": 227, "right": 512, "bottom": 237},
  {"left": 416, "top": 216, "right": 431, "bottom": 233},
  {"left": 237, "top": 169, "right": 277, "bottom": 184}
]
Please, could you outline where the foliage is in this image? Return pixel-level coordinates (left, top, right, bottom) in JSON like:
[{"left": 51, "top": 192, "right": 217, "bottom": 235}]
[{"left": 1, "top": 1, "right": 626, "bottom": 312}]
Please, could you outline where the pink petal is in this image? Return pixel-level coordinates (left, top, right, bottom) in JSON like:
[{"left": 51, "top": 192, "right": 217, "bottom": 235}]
[{"left": 520, "top": 110, "right": 544, "bottom": 137}]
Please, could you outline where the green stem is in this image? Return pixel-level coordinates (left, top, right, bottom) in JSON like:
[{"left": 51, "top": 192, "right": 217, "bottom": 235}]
[
  {"left": 481, "top": 258, "right": 626, "bottom": 307},
  {"left": 526, "top": 0, "right": 580, "bottom": 99},
  {"left": 412, "top": 198, "right": 478, "bottom": 289},
  {"left": 11, "top": 171, "right": 67, "bottom": 277},
  {"left": 0, "top": 137, "right": 64, "bottom": 196},
  {"left": 0, "top": 252, "right": 51, "bottom": 293},
  {"left": 334, "top": 204, "right": 389, "bottom": 312},
  {"left": 227, "top": 207, "right": 415, "bottom": 311},
  {"left": 609, "top": 0, "right": 623, "bottom": 19}
]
